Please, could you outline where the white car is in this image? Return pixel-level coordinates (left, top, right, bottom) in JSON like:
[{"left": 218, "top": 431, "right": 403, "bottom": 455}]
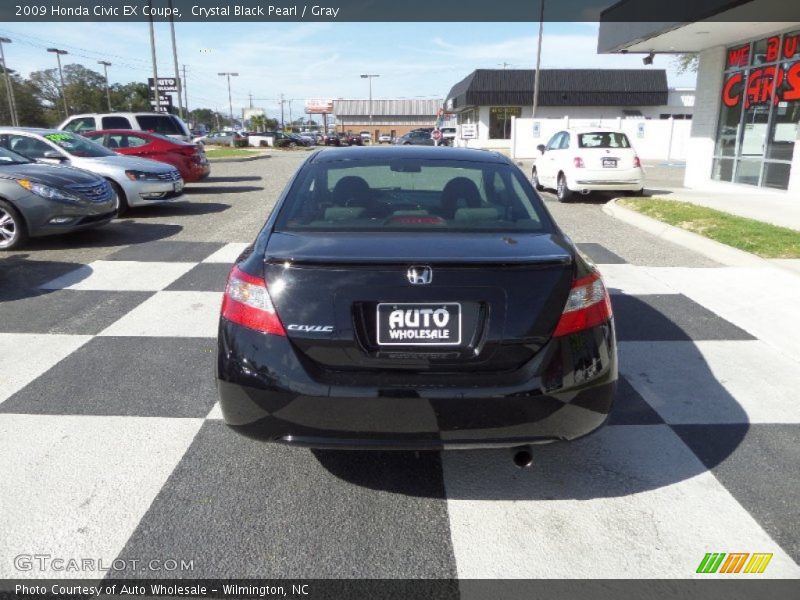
[
  {"left": 378, "top": 134, "right": 392, "bottom": 144},
  {"left": 531, "top": 129, "right": 644, "bottom": 202},
  {"left": 58, "top": 112, "right": 193, "bottom": 143}
]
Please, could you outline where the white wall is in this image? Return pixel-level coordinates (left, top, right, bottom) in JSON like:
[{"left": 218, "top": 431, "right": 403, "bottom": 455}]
[
  {"left": 506, "top": 116, "right": 693, "bottom": 161},
  {"left": 684, "top": 46, "right": 726, "bottom": 187}
]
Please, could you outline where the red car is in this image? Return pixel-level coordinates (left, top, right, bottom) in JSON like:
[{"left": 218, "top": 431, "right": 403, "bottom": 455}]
[{"left": 83, "top": 130, "right": 210, "bottom": 182}]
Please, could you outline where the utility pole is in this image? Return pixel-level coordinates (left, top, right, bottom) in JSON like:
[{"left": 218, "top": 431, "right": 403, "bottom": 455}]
[
  {"left": 167, "top": 0, "right": 183, "bottom": 119},
  {"left": 97, "top": 60, "right": 112, "bottom": 111},
  {"left": 218, "top": 72, "right": 238, "bottom": 126},
  {"left": 0, "top": 37, "right": 18, "bottom": 126},
  {"left": 288, "top": 99, "right": 293, "bottom": 128},
  {"left": 248, "top": 93, "right": 253, "bottom": 109},
  {"left": 360, "top": 74, "right": 379, "bottom": 129},
  {"left": 181, "top": 64, "right": 189, "bottom": 113},
  {"left": 279, "top": 94, "right": 285, "bottom": 129},
  {"left": 532, "top": 0, "right": 545, "bottom": 119},
  {"left": 147, "top": 1, "right": 160, "bottom": 111},
  {"left": 47, "top": 48, "right": 69, "bottom": 117}
]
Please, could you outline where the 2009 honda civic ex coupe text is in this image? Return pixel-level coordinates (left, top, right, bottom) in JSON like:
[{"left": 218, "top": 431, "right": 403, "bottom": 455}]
[{"left": 216, "top": 146, "right": 617, "bottom": 449}]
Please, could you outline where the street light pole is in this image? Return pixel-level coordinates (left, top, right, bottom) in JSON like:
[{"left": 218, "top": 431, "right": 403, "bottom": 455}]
[
  {"left": 0, "top": 37, "right": 18, "bottom": 126},
  {"left": 168, "top": 0, "right": 183, "bottom": 119},
  {"left": 47, "top": 48, "right": 69, "bottom": 118},
  {"left": 97, "top": 60, "right": 112, "bottom": 111},
  {"left": 218, "top": 72, "right": 238, "bottom": 126},
  {"left": 148, "top": 3, "right": 160, "bottom": 110},
  {"left": 532, "top": 0, "right": 545, "bottom": 119},
  {"left": 360, "top": 74, "right": 379, "bottom": 131}
]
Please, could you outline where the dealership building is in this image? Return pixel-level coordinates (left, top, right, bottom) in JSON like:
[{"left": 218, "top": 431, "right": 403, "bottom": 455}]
[
  {"left": 332, "top": 99, "right": 445, "bottom": 139},
  {"left": 599, "top": 0, "right": 800, "bottom": 193}
]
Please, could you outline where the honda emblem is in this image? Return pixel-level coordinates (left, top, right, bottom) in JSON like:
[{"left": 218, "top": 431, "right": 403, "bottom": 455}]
[{"left": 407, "top": 266, "right": 433, "bottom": 285}]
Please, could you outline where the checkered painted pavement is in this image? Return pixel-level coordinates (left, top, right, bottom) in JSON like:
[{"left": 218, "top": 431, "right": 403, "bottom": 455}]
[{"left": 1, "top": 239, "right": 799, "bottom": 580}]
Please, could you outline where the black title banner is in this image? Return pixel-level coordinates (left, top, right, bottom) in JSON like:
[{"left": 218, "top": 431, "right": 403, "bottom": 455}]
[{"left": 2, "top": 0, "right": 800, "bottom": 22}]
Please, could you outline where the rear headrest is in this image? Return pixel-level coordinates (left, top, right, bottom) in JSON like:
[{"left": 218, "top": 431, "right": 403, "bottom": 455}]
[
  {"left": 324, "top": 206, "right": 365, "bottom": 221},
  {"left": 453, "top": 207, "right": 500, "bottom": 222}
]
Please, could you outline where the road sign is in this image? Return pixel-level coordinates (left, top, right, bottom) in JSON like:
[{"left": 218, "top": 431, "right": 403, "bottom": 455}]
[
  {"left": 461, "top": 124, "right": 477, "bottom": 139},
  {"left": 431, "top": 129, "right": 442, "bottom": 141},
  {"left": 148, "top": 77, "right": 179, "bottom": 92}
]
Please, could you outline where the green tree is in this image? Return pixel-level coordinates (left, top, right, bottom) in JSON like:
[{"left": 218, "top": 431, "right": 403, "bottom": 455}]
[
  {"left": 674, "top": 54, "right": 698, "bottom": 74},
  {"left": 109, "top": 82, "right": 151, "bottom": 112},
  {"left": 0, "top": 67, "right": 46, "bottom": 126}
]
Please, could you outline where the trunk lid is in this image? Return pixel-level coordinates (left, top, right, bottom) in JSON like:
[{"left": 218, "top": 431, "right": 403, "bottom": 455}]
[{"left": 263, "top": 231, "right": 574, "bottom": 380}]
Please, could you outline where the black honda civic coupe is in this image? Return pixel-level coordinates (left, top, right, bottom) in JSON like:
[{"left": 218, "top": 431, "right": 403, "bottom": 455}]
[{"left": 216, "top": 146, "right": 617, "bottom": 449}]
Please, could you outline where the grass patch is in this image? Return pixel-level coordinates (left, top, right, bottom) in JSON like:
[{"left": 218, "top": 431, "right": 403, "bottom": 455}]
[
  {"left": 618, "top": 197, "right": 800, "bottom": 259},
  {"left": 204, "top": 147, "right": 258, "bottom": 159}
]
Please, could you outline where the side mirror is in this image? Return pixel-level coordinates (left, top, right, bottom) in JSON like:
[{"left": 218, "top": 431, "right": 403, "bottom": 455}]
[
  {"left": 537, "top": 144, "right": 546, "bottom": 154},
  {"left": 42, "top": 150, "right": 66, "bottom": 161}
]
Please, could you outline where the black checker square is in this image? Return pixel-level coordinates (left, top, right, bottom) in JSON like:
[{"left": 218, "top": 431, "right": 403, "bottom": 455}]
[
  {"left": 577, "top": 243, "right": 627, "bottom": 265},
  {"left": 165, "top": 263, "right": 232, "bottom": 292},
  {"left": 0, "top": 336, "right": 217, "bottom": 418}
]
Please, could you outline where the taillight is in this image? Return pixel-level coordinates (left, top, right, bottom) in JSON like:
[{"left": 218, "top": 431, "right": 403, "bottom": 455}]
[
  {"left": 553, "top": 271, "right": 612, "bottom": 337},
  {"left": 633, "top": 156, "right": 641, "bottom": 168},
  {"left": 573, "top": 156, "right": 585, "bottom": 168},
  {"left": 221, "top": 266, "right": 285, "bottom": 336}
]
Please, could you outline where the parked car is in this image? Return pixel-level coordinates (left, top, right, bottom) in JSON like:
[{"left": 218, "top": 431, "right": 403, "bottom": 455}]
[
  {"left": 395, "top": 130, "right": 434, "bottom": 146},
  {"left": 0, "top": 145, "right": 115, "bottom": 250},
  {"left": 216, "top": 146, "right": 617, "bottom": 450},
  {"left": 323, "top": 134, "right": 342, "bottom": 147},
  {"left": 0, "top": 128, "right": 184, "bottom": 216},
  {"left": 441, "top": 127, "right": 457, "bottom": 145},
  {"left": 58, "top": 112, "right": 192, "bottom": 143},
  {"left": 270, "top": 132, "right": 312, "bottom": 148},
  {"left": 83, "top": 130, "right": 210, "bottom": 183},
  {"left": 378, "top": 134, "right": 393, "bottom": 144},
  {"left": 194, "top": 131, "right": 245, "bottom": 146},
  {"left": 359, "top": 131, "right": 372, "bottom": 142},
  {"left": 532, "top": 129, "right": 644, "bottom": 202}
]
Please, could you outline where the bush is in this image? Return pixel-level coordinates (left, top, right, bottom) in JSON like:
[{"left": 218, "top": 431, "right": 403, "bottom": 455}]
[
  {"left": 234, "top": 138, "right": 249, "bottom": 148},
  {"left": 259, "top": 139, "right": 270, "bottom": 148}
]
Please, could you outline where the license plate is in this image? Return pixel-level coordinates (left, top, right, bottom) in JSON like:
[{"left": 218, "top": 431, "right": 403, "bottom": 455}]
[
  {"left": 173, "top": 181, "right": 183, "bottom": 192},
  {"left": 376, "top": 303, "right": 461, "bottom": 346},
  {"left": 602, "top": 158, "right": 618, "bottom": 168}
]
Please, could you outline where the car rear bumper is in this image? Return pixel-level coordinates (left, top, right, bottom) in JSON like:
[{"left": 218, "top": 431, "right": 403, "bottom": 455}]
[
  {"left": 567, "top": 168, "right": 643, "bottom": 191},
  {"left": 216, "top": 320, "right": 617, "bottom": 450}
]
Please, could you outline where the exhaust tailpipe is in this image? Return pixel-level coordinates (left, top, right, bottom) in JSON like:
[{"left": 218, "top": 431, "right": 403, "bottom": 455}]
[
  {"left": 512, "top": 446, "right": 534, "bottom": 469},
  {"left": 580, "top": 189, "right": 591, "bottom": 195}
]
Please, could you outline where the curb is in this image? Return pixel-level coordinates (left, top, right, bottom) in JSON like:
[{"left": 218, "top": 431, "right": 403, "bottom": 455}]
[
  {"left": 603, "top": 198, "right": 797, "bottom": 274},
  {"left": 207, "top": 153, "right": 271, "bottom": 163}
]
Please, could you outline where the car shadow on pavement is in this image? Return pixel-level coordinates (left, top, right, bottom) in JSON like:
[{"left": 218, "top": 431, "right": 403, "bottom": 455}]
[
  {"left": 200, "top": 175, "right": 262, "bottom": 183},
  {"left": 0, "top": 255, "right": 91, "bottom": 301},
  {"left": 184, "top": 186, "right": 264, "bottom": 195},
  {"left": 313, "top": 295, "right": 751, "bottom": 500},
  {"left": 127, "top": 202, "right": 231, "bottom": 218},
  {"left": 11, "top": 221, "right": 183, "bottom": 251}
]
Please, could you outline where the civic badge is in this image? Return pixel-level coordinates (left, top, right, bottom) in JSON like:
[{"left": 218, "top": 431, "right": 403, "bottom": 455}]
[{"left": 407, "top": 266, "right": 432, "bottom": 285}]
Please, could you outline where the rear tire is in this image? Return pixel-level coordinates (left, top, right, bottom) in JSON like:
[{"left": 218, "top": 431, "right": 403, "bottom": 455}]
[
  {"left": 108, "top": 180, "right": 129, "bottom": 217},
  {"left": 556, "top": 173, "right": 573, "bottom": 203},
  {"left": 0, "top": 199, "right": 28, "bottom": 251},
  {"left": 531, "top": 167, "right": 544, "bottom": 191}
]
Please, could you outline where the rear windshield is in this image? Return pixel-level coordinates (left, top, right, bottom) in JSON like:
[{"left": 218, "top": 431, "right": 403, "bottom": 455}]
[
  {"left": 275, "top": 159, "right": 552, "bottom": 233},
  {"left": 577, "top": 132, "right": 631, "bottom": 149},
  {"left": 136, "top": 115, "right": 184, "bottom": 136}
]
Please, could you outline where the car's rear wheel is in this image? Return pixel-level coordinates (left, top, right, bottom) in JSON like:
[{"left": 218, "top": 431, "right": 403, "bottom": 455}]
[
  {"left": 556, "top": 173, "right": 573, "bottom": 203},
  {"left": 108, "top": 180, "right": 129, "bottom": 216},
  {"left": 531, "top": 167, "right": 544, "bottom": 191},
  {"left": 0, "top": 199, "right": 28, "bottom": 251}
]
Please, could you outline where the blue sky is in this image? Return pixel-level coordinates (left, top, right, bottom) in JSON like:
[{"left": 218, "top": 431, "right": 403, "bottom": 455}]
[{"left": 0, "top": 21, "right": 697, "bottom": 119}]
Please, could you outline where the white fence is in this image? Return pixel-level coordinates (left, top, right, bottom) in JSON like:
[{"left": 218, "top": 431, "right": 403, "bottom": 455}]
[{"left": 509, "top": 117, "right": 692, "bottom": 162}]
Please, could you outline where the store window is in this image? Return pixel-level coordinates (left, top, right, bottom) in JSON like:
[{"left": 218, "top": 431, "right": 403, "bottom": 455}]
[
  {"left": 489, "top": 107, "right": 521, "bottom": 139},
  {"left": 713, "top": 30, "right": 800, "bottom": 190}
]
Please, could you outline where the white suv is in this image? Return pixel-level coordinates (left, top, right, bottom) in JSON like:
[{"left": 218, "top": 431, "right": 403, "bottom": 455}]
[
  {"left": 58, "top": 112, "right": 192, "bottom": 143},
  {"left": 532, "top": 129, "right": 644, "bottom": 202}
]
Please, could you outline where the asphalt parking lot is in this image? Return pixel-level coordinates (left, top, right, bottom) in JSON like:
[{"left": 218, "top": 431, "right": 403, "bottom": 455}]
[{"left": 1, "top": 151, "right": 799, "bottom": 580}]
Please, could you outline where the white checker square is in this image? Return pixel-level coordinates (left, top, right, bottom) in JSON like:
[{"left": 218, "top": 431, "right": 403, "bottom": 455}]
[
  {"left": 202, "top": 243, "right": 250, "bottom": 264},
  {"left": 0, "top": 333, "right": 91, "bottom": 405},
  {"left": 443, "top": 425, "right": 800, "bottom": 578},
  {"left": 39, "top": 261, "right": 196, "bottom": 292},
  {"left": 0, "top": 414, "right": 203, "bottom": 578},
  {"left": 98, "top": 291, "right": 222, "bottom": 338},
  {"left": 599, "top": 264, "right": 679, "bottom": 295},
  {"left": 619, "top": 341, "right": 800, "bottom": 424}
]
